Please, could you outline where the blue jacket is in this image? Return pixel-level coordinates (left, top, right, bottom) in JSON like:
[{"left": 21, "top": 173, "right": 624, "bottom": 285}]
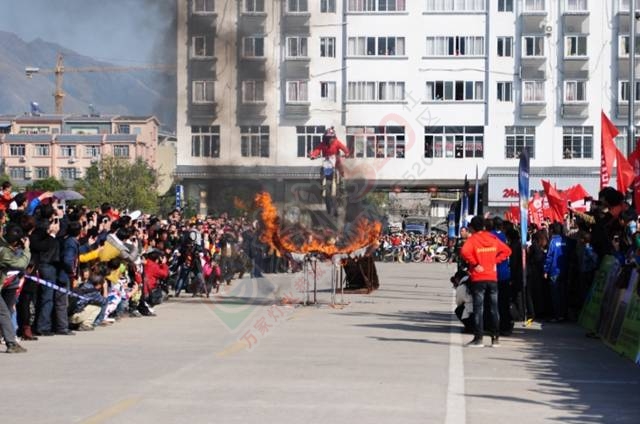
[
  {"left": 58, "top": 236, "right": 79, "bottom": 286},
  {"left": 544, "top": 234, "right": 568, "bottom": 279},
  {"left": 491, "top": 230, "right": 511, "bottom": 282},
  {"left": 70, "top": 282, "right": 107, "bottom": 315}
]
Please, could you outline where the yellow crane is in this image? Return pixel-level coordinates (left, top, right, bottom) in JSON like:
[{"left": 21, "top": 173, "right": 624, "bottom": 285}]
[{"left": 25, "top": 52, "right": 175, "bottom": 114}]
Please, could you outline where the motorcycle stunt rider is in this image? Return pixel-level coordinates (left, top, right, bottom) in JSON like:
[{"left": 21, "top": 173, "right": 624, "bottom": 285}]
[{"left": 308, "top": 127, "right": 350, "bottom": 217}]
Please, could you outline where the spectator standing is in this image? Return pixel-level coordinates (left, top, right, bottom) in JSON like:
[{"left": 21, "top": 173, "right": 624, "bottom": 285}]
[
  {"left": 544, "top": 223, "right": 569, "bottom": 322},
  {"left": 460, "top": 216, "right": 512, "bottom": 347}
]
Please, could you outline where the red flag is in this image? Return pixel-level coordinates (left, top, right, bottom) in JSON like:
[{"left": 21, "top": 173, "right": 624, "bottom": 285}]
[
  {"left": 601, "top": 111, "right": 619, "bottom": 188},
  {"left": 616, "top": 148, "right": 635, "bottom": 194},
  {"left": 562, "top": 184, "right": 590, "bottom": 212},
  {"left": 506, "top": 205, "right": 520, "bottom": 224},
  {"left": 542, "top": 180, "right": 567, "bottom": 222},
  {"left": 528, "top": 192, "right": 544, "bottom": 228},
  {"left": 630, "top": 143, "right": 640, "bottom": 213}
]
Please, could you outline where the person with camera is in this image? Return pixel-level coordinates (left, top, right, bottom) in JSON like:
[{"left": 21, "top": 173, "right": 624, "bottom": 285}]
[
  {"left": 0, "top": 225, "right": 31, "bottom": 353},
  {"left": 460, "top": 216, "right": 512, "bottom": 348},
  {"left": 174, "top": 235, "right": 205, "bottom": 297}
]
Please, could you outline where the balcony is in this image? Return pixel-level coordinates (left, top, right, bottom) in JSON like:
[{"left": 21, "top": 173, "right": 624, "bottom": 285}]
[
  {"left": 520, "top": 81, "right": 547, "bottom": 118},
  {"left": 563, "top": 0, "right": 589, "bottom": 15}
]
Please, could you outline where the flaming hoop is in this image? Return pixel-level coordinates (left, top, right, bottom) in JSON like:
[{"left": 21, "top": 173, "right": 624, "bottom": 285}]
[{"left": 254, "top": 192, "right": 382, "bottom": 305}]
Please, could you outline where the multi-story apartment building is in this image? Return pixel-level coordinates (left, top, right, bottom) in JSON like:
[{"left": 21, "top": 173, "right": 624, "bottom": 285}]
[
  {"left": 0, "top": 114, "right": 159, "bottom": 187},
  {"left": 175, "top": 0, "right": 636, "bottom": 215}
]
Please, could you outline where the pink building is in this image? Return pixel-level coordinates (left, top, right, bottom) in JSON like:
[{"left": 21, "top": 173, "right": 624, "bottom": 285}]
[{"left": 0, "top": 114, "right": 160, "bottom": 186}]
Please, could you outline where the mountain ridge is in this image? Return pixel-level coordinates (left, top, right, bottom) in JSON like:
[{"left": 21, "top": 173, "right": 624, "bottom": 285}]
[{"left": 0, "top": 31, "right": 176, "bottom": 129}]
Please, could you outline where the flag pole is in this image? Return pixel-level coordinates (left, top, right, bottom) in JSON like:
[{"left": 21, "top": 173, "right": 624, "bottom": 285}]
[
  {"left": 518, "top": 152, "right": 530, "bottom": 326},
  {"left": 630, "top": 0, "right": 637, "bottom": 158}
]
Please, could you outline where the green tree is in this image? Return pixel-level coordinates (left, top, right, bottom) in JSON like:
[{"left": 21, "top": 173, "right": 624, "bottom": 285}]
[
  {"left": 26, "top": 177, "right": 65, "bottom": 192},
  {"left": 75, "top": 156, "right": 160, "bottom": 212}
]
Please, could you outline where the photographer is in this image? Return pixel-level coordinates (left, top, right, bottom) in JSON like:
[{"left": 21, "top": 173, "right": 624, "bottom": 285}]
[{"left": 0, "top": 225, "right": 31, "bottom": 353}]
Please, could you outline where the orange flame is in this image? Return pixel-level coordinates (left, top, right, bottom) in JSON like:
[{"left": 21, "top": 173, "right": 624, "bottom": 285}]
[
  {"left": 233, "top": 196, "right": 248, "bottom": 211},
  {"left": 254, "top": 192, "right": 382, "bottom": 257}
]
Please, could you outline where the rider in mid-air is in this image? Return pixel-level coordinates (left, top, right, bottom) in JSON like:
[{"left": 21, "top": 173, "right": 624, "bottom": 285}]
[{"left": 308, "top": 127, "right": 350, "bottom": 217}]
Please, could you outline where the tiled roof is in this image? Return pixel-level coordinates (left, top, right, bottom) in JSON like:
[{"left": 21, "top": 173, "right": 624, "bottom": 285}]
[
  {"left": 105, "top": 134, "right": 137, "bottom": 142},
  {"left": 3, "top": 134, "right": 54, "bottom": 142},
  {"left": 56, "top": 134, "right": 104, "bottom": 142}
]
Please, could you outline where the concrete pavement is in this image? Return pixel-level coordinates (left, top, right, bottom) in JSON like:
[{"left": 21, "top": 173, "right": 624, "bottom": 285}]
[{"left": 1, "top": 262, "right": 639, "bottom": 424}]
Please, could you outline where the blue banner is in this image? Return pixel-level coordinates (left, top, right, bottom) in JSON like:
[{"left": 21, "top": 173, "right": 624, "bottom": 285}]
[
  {"left": 448, "top": 210, "right": 456, "bottom": 239},
  {"left": 518, "top": 151, "right": 530, "bottom": 247}
]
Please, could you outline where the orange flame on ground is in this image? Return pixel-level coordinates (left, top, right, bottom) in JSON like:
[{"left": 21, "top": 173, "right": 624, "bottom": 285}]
[{"left": 254, "top": 192, "right": 382, "bottom": 257}]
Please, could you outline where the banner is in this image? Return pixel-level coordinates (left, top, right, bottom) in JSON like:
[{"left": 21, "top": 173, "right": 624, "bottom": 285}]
[
  {"left": 602, "top": 269, "right": 639, "bottom": 349},
  {"left": 615, "top": 277, "right": 640, "bottom": 364},
  {"left": 518, "top": 152, "right": 529, "bottom": 247},
  {"left": 578, "top": 255, "right": 619, "bottom": 333}
]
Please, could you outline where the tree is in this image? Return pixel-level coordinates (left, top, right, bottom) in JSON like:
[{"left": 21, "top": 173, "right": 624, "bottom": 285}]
[
  {"left": 75, "top": 156, "right": 160, "bottom": 212},
  {"left": 26, "top": 177, "right": 64, "bottom": 192}
]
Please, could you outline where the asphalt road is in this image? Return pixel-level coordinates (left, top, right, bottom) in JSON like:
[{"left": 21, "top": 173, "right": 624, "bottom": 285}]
[{"left": 2, "top": 262, "right": 639, "bottom": 424}]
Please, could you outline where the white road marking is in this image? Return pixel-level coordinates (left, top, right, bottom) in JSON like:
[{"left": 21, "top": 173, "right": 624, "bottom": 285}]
[{"left": 445, "top": 293, "right": 466, "bottom": 424}]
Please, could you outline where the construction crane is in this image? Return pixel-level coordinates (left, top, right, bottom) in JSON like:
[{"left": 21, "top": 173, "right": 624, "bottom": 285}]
[{"left": 25, "top": 52, "right": 175, "bottom": 114}]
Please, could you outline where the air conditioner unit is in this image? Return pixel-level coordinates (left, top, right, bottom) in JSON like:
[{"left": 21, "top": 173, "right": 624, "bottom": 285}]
[
  {"left": 544, "top": 25, "right": 553, "bottom": 35},
  {"left": 68, "top": 157, "right": 77, "bottom": 164},
  {"left": 90, "top": 158, "right": 99, "bottom": 164},
  {"left": 19, "top": 156, "right": 26, "bottom": 162}
]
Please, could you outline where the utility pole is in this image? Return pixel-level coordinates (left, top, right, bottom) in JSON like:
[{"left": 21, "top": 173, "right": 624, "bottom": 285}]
[{"left": 630, "top": 1, "right": 637, "bottom": 157}]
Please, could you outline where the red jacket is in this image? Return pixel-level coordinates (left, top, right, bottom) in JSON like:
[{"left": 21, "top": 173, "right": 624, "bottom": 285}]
[
  {"left": 309, "top": 138, "right": 350, "bottom": 174},
  {"left": 460, "top": 231, "right": 512, "bottom": 283},
  {"left": 143, "top": 260, "right": 169, "bottom": 296}
]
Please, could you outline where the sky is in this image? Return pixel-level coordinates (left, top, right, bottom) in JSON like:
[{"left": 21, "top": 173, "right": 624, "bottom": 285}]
[{"left": 0, "top": 0, "right": 175, "bottom": 65}]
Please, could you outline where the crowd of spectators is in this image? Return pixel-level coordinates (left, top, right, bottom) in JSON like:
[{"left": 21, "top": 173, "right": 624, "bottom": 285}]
[
  {"left": 0, "top": 183, "right": 290, "bottom": 354},
  {"left": 452, "top": 186, "right": 638, "bottom": 339}
]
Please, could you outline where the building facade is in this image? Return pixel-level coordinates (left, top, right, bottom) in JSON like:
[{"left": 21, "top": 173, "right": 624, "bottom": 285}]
[
  {"left": 0, "top": 114, "right": 160, "bottom": 188},
  {"left": 175, "top": 0, "right": 635, "bottom": 215}
]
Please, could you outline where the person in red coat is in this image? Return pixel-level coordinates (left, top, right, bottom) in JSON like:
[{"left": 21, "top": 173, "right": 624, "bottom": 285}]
[
  {"left": 460, "top": 216, "right": 512, "bottom": 347},
  {"left": 142, "top": 250, "right": 169, "bottom": 310},
  {"left": 0, "top": 182, "right": 13, "bottom": 212},
  {"left": 309, "top": 127, "right": 350, "bottom": 176}
]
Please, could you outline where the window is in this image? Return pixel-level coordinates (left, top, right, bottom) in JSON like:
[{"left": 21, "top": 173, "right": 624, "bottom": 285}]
[
  {"left": 619, "top": 81, "right": 640, "bottom": 102},
  {"left": 297, "top": 126, "right": 326, "bottom": 157},
  {"left": 59, "top": 145, "right": 76, "bottom": 158},
  {"left": 240, "top": 126, "right": 269, "bottom": 157},
  {"left": 242, "top": 80, "right": 265, "bottom": 103},
  {"left": 522, "top": 81, "right": 545, "bottom": 102},
  {"left": 346, "top": 126, "right": 406, "bottom": 159},
  {"left": 348, "top": 36, "right": 406, "bottom": 56},
  {"left": 34, "top": 167, "right": 49, "bottom": 179},
  {"left": 425, "top": 0, "right": 485, "bottom": 12},
  {"left": 562, "top": 126, "right": 593, "bottom": 159},
  {"left": 113, "top": 145, "right": 130, "bottom": 158},
  {"left": 523, "top": 0, "right": 545, "bottom": 12},
  {"left": 425, "top": 36, "right": 484, "bottom": 57},
  {"left": 243, "top": 37, "right": 265, "bottom": 58},
  {"left": 19, "top": 126, "right": 50, "bottom": 134},
  {"left": 320, "top": 81, "right": 337, "bottom": 101},
  {"left": 118, "top": 124, "right": 130, "bottom": 134},
  {"left": 191, "top": 126, "right": 220, "bottom": 158},
  {"left": 497, "top": 36, "right": 513, "bottom": 57},
  {"left": 286, "top": 81, "right": 309, "bottom": 103},
  {"left": 193, "top": 0, "right": 214, "bottom": 13},
  {"left": 244, "top": 0, "right": 265, "bottom": 12},
  {"left": 320, "top": 37, "right": 336, "bottom": 57},
  {"left": 619, "top": 35, "right": 640, "bottom": 57},
  {"left": 348, "top": 81, "right": 405, "bottom": 102},
  {"left": 347, "top": 0, "right": 406, "bottom": 12},
  {"left": 564, "top": 80, "right": 587, "bottom": 102},
  {"left": 497, "top": 0, "right": 513, "bottom": 11},
  {"left": 192, "top": 35, "right": 214, "bottom": 58},
  {"left": 426, "top": 80, "right": 484, "bottom": 101},
  {"left": 497, "top": 81, "right": 513, "bottom": 102},
  {"left": 287, "top": 0, "right": 308, "bottom": 13},
  {"left": 9, "top": 144, "right": 25, "bottom": 156},
  {"left": 565, "top": 0, "right": 587, "bottom": 11},
  {"left": 85, "top": 145, "right": 100, "bottom": 158},
  {"left": 193, "top": 80, "right": 215, "bottom": 103},
  {"left": 321, "top": 0, "right": 336, "bottom": 12},
  {"left": 619, "top": 0, "right": 640, "bottom": 11},
  {"left": 9, "top": 167, "right": 26, "bottom": 180},
  {"left": 34, "top": 144, "right": 50, "bottom": 156},
  {"left": 424, "top": 126, "right": 484, "bottom": 159},
  {"left": 286, "top": 37, "right": 308, "bottom": 58},
  {"left": 522, "top": 36, "right": 545, "bottom": 57},
  {"left": 59, "top": 167, "right": 79, "bottom": 180},
  {"left": 565, "top": 35, "right": 587, "bottom": 57},
  {"left": 505, "top": 126, "right": 535, "bottom": 159}
]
